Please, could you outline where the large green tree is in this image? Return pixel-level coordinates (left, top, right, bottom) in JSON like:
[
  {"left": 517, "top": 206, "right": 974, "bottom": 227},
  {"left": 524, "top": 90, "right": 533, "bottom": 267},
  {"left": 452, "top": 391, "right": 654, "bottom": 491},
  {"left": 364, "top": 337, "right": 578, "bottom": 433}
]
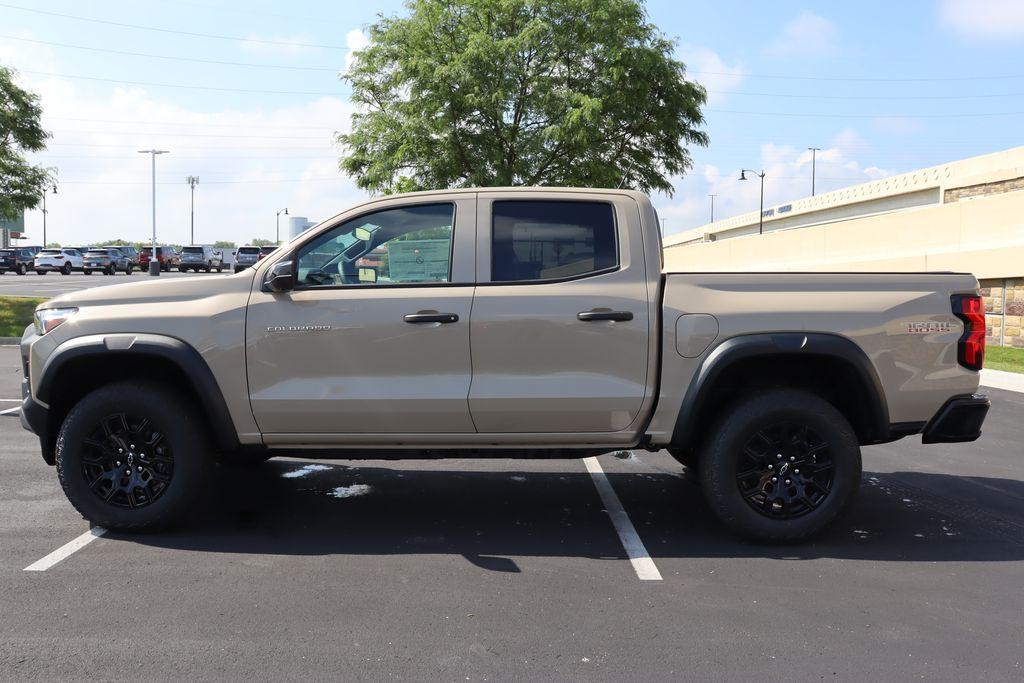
[
  {"left": 0, "top": 66, "right": 53, "bottom": 219},
  {"left": 339, "top": 0, "right": 707, "bottom": 194}
]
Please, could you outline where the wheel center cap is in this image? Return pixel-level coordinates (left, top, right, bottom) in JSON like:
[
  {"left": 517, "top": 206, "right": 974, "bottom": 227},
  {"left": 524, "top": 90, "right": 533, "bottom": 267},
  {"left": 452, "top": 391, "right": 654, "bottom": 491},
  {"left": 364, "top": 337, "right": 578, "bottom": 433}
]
[{"left": 778, "top": 462, "right": 790, "bottom": 476}]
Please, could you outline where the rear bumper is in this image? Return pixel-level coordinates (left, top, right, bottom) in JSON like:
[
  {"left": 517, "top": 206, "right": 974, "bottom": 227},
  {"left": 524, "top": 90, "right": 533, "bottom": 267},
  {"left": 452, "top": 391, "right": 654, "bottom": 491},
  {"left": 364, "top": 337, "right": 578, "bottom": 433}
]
[{"left": 921, "top": 394, "right": 990, "bottom": 444}]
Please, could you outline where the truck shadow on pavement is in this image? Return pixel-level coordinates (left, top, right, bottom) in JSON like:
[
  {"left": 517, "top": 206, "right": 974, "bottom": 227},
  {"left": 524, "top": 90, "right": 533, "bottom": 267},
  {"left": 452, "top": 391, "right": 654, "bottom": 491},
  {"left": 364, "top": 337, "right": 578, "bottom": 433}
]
[{"left": 115, "top": 460, "right": 1024, "bottom": 568}]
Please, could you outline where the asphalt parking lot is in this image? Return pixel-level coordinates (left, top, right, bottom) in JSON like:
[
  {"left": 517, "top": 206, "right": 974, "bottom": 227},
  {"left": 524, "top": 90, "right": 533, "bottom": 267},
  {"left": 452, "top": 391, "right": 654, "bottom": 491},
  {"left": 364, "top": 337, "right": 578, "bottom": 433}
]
[
  {"left": 0, "top": 268, "right": 231, "bottom": 300},
  {"left": 0, "top": 343, "right": 1021, "bottom": 680}
]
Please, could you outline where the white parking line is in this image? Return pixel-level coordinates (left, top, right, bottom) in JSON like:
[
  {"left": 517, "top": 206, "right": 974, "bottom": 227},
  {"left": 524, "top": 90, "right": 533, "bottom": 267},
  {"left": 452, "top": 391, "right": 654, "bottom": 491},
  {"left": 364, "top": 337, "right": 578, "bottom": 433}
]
[
  {"left": 583, "top": 456, "right": 663, "bottom": 581},
  {"left": 24, "top": 527, "right": 107, "bottom": 571},
  {"left": 0, "top": 398, "right": 21, "bottom": 402},
  {"left": 0, "top": 406, "right": 20, "bottom": 415}
]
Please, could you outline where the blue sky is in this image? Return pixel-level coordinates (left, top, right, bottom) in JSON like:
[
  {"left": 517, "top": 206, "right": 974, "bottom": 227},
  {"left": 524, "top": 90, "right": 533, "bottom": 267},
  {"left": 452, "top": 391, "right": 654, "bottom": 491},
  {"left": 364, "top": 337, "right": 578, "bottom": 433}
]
[{"left": 1, "top": 0, "right": 1023, "bottom": 245}]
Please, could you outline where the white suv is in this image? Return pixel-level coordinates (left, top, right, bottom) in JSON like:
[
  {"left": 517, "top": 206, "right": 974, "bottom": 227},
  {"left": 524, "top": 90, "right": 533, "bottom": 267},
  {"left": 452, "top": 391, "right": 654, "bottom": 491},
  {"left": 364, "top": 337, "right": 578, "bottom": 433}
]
[{"left": 34, "top": 248, "right": 83, "bottom": 275}]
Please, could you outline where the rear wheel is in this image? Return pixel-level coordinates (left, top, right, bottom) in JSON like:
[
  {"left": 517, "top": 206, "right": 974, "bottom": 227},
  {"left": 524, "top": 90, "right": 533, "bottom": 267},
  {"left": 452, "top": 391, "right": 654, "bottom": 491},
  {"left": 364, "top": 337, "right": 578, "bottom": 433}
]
[
  {"left": 215, "top": 264, "right": 222, "bottom": 273},
  {"left": 125, "top": 264, "right": 133, "bottom": 275},
  {"left": 17, "top": 264, "right": 27, "bottom": 275},
  {"left": 36, "top": 269, "right": 45, "bottom": 275},
  {"left": 61, "top": 262, "right": 72, "bottom": 275},
  {"left": 698, "top": 389, "right": 861, "bottom": 543},
  {"left": 84, "top": 269, "right": 92, "bottom": 275},
  {"left": 56, "top": 381, "right": 213, "bottom": 531}
]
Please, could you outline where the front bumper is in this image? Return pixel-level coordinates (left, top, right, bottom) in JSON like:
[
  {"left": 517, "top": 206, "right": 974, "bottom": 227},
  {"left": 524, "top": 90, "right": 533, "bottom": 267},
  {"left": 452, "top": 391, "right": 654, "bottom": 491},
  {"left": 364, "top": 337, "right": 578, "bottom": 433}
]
[
  {"left": 922, "top": 394, "right": 990, "bottom": 444},
  {"left": 19, "top": 328, "right": 54, "bottom": 464}
]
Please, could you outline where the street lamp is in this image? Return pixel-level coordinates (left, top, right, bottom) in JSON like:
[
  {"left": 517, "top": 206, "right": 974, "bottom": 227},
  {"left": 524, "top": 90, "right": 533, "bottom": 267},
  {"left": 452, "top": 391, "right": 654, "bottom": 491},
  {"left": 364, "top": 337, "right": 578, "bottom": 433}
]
[
  {"left": 739, "top": 169, "right": 766, "bottom": 234},
  {"left": 41, "top": 184, "right": 57, "bottom": 247},
  {"left": 138, "top": 149, "right": 169, "bottom": 275},
  {"left": 186, "top": 176, "right": 199, "bottom": 245},
  {"left": 708, "top": 193, "right": 717, "bottom": 223},
  {"left": 808, "top": 147, "right": 821, "bottom": 196},
  {"left": 276, "top": 207, "right": 288, "bottom": 245}
]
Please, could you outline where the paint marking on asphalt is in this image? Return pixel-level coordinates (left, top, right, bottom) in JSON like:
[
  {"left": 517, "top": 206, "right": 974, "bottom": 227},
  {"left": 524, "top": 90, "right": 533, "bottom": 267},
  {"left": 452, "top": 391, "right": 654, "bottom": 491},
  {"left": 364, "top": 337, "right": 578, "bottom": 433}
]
[
  {"left": 0, "top": 406, "right": 20, "bottom": 415},
  {"left": 583, "top": 456, "right": 663, "bottom": 581},
  {"left": 0, "top": 398, "right": 22, "bottom": 402},
  {"left": 24, "top": 527, "right": 108, "bottom": 572}
]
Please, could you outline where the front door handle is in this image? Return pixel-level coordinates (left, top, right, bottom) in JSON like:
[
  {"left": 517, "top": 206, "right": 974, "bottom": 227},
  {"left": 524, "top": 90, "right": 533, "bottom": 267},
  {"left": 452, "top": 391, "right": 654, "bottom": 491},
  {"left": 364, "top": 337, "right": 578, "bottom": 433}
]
[
  {"left": 404, "top": 312, "right": 459, "bottom": 324},
  {"left": 577, "top": 309, "right": 633, "bottom": 322}
]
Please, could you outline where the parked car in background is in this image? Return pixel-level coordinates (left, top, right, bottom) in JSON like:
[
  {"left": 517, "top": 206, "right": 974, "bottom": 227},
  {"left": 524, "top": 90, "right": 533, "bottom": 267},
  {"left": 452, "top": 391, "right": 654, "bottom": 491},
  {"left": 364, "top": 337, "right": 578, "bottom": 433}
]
[
  {"left": 140, "top": 246, "right": 180, "bottom": 271},
  {"left": 106, "top": 245, "right": 140, "bottom": 269},
  {"left": 83, "top": 248, "right": 132, "bottom": 275},
  {"left": 258, "top": 246, "right": 278, "bottom": 261},
  {"left": 233, "top": 246, "right": 261, "bottom": 272},
  {"left": 34, "top": 248, "right": 83, "bottom": 275},
  {"left": 0, "top": 248, "right": 36, "bottom": 275},
  {"left": 179, "top": 245, "right": 224, "bottom": 272}
]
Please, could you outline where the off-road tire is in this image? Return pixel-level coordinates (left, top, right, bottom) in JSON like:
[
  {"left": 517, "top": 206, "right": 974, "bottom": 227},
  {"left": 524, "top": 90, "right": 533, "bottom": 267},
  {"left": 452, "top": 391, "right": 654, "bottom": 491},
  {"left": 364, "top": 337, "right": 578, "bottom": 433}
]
[
  {"left": 699, "top": 389, "right": 861, "bottom": 543},
  {"left": 56, "top": 381, "right": 214, "bottom": 532}
]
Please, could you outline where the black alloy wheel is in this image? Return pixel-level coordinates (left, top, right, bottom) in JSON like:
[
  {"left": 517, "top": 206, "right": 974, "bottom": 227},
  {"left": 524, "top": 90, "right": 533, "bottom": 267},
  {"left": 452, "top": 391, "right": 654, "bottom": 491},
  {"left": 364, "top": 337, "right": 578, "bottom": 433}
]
[
  {"left": 734, "top": 422, "right": 835, "bottom": 519},
  {"left": 80, "top": 413, "right": 174, "bottom": 509},
  {"left": 698, "top": 389, "right": 861, "bottom": 543},
  {"left": 61, "top": 262, "right": 72, "bottom": 275}
]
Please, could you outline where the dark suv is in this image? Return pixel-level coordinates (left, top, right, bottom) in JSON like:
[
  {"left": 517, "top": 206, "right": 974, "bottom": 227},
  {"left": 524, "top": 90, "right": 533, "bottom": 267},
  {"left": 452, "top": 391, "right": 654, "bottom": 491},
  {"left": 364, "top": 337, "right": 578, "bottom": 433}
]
[
  {"left": 0, "top": 248, "right": 35, "bottom": 275},
  {"left": 83, "top": 248, "right": 132, "bottom": 275},
  {"left": 105, "top": 245, "right": 140, "bottom": 269}
]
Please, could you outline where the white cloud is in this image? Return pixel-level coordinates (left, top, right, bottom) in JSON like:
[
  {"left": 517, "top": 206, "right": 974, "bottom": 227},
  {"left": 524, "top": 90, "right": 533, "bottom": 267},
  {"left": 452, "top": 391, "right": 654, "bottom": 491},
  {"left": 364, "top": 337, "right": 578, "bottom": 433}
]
[
  {"left": 940, "top": 0, "right": 1024, "bottom": 39},
  {"left": 677, "top": 47, "right": 745, "bottom": 105},
  {"left": 3, "top": 32, "right": 365, "bottom": 247},
  {"left": 344, "top": 29, "right": 370, "bottom": 73},
  {"left": 767, "top": 11, "right": 839, "bottom": 57},
  {"left": 654, "top": 131, "right": 894, "bottom": 235}
]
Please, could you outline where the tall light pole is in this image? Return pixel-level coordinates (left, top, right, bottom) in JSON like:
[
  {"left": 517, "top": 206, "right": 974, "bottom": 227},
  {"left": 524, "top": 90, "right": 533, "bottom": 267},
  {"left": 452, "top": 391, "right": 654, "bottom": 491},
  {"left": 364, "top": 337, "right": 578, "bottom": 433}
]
[
  {"left": 808, "top": 147, "right": 820, "bottom": 196},
  {"left": 41, "top": 184, "right": 57, "bottom": 247},
  {"left": 739, "top": 169, "right": 766, "bottom": 235},
  {"left": 708, "top": 194, "right": 717, "bottom": 223},
  {"left": 138, "top": 149, "right": 169, "bottom": 275},
  {"left": 186, "top": 175, "right": 199, "bottom": 245},
  {"left": 276, "top": 207, "right": 288, "bottom": 245}
]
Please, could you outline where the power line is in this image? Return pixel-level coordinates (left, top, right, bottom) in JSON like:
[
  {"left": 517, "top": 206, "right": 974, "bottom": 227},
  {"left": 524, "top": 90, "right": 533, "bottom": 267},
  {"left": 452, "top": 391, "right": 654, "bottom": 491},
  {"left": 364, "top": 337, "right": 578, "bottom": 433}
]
[
  {"left": 712, "top": 89, "right": 1024, "bottom": 101},
  {"left": 51, "top": 128, "right": 332, "bottom": 140},
  {"left": 0, "top": 2, "right": 347, "bottom": 49},
  {"left": 0, "top": 34, "right": 342, "bottom": 72},
  {"left": 709, "top": 108, "right": 1024, "bottom": 119},
  {"left": 19, "top": 69, "right": 341, "bottom": 96},
  {"left": 47, "top": 116, "right": 337, "bottom": 131},
  {"left": 689, "top": 69, "right": 1024, "bottom": 83}
]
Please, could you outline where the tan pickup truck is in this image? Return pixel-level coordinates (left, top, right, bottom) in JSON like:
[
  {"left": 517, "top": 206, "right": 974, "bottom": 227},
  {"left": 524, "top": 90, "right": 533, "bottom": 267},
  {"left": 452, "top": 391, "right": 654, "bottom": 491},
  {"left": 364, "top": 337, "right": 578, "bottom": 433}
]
[{"left": 20, "top": 188, "right": 990, "bottom": 541}]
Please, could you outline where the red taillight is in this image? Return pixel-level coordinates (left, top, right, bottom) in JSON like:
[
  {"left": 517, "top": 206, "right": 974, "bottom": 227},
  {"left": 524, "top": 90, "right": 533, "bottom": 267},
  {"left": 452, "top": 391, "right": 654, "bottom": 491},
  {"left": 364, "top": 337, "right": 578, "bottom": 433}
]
[{"left": 952, "top": 294, "right": 985, "bottom": 371}]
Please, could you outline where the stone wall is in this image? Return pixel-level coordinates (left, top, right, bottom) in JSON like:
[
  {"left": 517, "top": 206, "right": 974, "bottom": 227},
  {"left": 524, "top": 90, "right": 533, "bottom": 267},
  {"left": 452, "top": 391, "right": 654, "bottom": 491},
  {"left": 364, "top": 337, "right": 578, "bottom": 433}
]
[
  {"left": 944, "top": 176, "right": 1024, "bottom": 203},
  {"left": 981, "top": 278, "right": 1024, "bottom": 347}
]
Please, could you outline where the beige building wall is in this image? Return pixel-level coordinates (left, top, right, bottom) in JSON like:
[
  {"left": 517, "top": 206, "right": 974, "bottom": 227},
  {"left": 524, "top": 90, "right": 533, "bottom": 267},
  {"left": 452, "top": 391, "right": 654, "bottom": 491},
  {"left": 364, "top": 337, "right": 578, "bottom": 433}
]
[{"left": 663, "top": 147, "right": 1024, "bottom": 347}]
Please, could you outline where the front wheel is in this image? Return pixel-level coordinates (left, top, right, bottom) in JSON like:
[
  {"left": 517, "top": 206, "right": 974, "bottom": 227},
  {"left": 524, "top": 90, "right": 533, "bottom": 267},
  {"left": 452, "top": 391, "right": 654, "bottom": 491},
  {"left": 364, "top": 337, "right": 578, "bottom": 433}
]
[
  {"left": 55, "top": 381, "right": 213, "bottom": 531},
  {"left": 84, "top": 270, "right": 92, "bottom": 275},
  {"left": 17, "top": 264, "right": 27, "bottom": 275},
  {"left": 36, "top": 269, "right": 45, "bottom": 275},
  {"left": 698, "top": 389, "right": 861, "bottom": 543},
  {"left": 125, "top": 264, "right": 133, "bottom": 275},
  {"left": 61, "top": 263, "right": 72, "bottom": 275}
]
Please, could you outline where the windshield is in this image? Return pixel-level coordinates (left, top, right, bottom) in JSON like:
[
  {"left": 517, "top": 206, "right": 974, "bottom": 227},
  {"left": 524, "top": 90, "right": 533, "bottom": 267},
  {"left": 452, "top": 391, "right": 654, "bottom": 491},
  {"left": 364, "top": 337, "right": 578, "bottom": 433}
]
[
  {"left": 182, "top": 247, "right": 204, "bottom": 254},
  {"left": 238, "top": 247, "right": 260, "bottom": 254},
  {"left": 85, "top": 250, "right": 109, "bottom": 256}
]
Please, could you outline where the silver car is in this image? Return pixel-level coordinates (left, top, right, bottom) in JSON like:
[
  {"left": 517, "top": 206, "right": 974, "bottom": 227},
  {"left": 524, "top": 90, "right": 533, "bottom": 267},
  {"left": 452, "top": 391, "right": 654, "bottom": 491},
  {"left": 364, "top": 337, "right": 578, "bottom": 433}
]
[{"left": 180, "top": 246, "right": 224, "bottom": 273}]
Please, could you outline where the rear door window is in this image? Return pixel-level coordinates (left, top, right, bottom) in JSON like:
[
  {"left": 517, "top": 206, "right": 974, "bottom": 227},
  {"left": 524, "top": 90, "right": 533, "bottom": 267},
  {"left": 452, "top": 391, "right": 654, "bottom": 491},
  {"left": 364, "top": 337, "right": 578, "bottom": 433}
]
[{"left": 491, "top": 201, "right": 617, "bottom": 282}]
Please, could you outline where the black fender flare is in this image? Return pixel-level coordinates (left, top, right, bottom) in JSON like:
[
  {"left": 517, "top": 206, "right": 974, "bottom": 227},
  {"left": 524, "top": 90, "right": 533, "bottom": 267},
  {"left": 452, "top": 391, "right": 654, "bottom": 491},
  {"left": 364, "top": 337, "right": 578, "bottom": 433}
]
[
  {"left": 670, "top": 332, "right": 890, "bottom": 447},
  {"left": 36, "top": 333, "right": 240, "bottom": 452}
]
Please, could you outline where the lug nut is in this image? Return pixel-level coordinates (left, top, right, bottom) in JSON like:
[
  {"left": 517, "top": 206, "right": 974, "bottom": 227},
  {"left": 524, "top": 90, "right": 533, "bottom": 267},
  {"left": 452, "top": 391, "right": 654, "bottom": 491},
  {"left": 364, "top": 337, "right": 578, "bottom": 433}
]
[
  {"left": 116, "top": 461, "right": 121, "bottom": 466},
  {"left": 125, "top": 469, "right": 131, "bottom": 475},
  {"left": 771, "top": 477, "right": 778, "bottom": 483},
  {"left": 776, "top": 454, "right": 782, "bottom": 460},
  {"left": 785, "top": 479, "right": 791, "bottom": 485},
  {"left": 794, "top": 469, "right": 800, "bottom": 474},
  {"left": 790, "top": 456, "right": 796, "bottom": 462},
  {"left": 768, "top": 464, "right": 774, "bottom": 470},
  {"left": 137, "top": 466, "right": 143, "bottom": 472},
  {"left": 130, "top": 444, "right": 135, "bottom": 450},
  {"left": 118, "top": 448, "right": 123, "bottom": 454}
]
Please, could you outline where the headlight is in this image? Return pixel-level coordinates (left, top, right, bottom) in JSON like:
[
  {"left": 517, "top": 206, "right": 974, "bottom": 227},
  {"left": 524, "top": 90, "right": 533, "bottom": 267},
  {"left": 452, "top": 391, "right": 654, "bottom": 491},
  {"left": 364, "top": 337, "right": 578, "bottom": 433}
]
[{"left": 34, "top": 307, "right": 78, "bottom": 335}]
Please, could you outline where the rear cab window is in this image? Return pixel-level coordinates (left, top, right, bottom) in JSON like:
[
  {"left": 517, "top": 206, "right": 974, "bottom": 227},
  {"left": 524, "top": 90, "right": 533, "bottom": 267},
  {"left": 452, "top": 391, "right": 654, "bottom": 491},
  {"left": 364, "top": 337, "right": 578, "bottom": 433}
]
[{"left": 490, "top": 200, "right": 618, "bottom": 283}]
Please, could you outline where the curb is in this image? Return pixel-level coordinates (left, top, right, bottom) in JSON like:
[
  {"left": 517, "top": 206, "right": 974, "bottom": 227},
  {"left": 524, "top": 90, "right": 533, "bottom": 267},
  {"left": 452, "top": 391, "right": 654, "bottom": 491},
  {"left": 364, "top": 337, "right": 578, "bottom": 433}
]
[{"left": 980, "top": 368, "right": 1024, "bottom": 394}]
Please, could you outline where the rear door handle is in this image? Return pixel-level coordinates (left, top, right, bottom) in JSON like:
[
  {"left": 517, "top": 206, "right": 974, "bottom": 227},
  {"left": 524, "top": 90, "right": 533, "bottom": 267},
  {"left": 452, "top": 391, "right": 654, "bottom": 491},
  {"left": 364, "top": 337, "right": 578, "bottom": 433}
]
[
  {"left": 577, "top": 310, "right": 633, "bottom": 322},
  {"left": 403, "top": 312, "right": 459, "bottom": 324}
]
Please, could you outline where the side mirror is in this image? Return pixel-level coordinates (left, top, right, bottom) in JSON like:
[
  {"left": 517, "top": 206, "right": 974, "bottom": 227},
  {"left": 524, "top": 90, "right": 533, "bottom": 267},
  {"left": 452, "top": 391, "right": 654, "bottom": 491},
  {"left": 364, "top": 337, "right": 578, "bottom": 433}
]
[
  {"left": 358, "top": 267, "right": 378, "bottom": 283},
  {"left": 263, "top": 258, "right": 296, "bottom": 293}
]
